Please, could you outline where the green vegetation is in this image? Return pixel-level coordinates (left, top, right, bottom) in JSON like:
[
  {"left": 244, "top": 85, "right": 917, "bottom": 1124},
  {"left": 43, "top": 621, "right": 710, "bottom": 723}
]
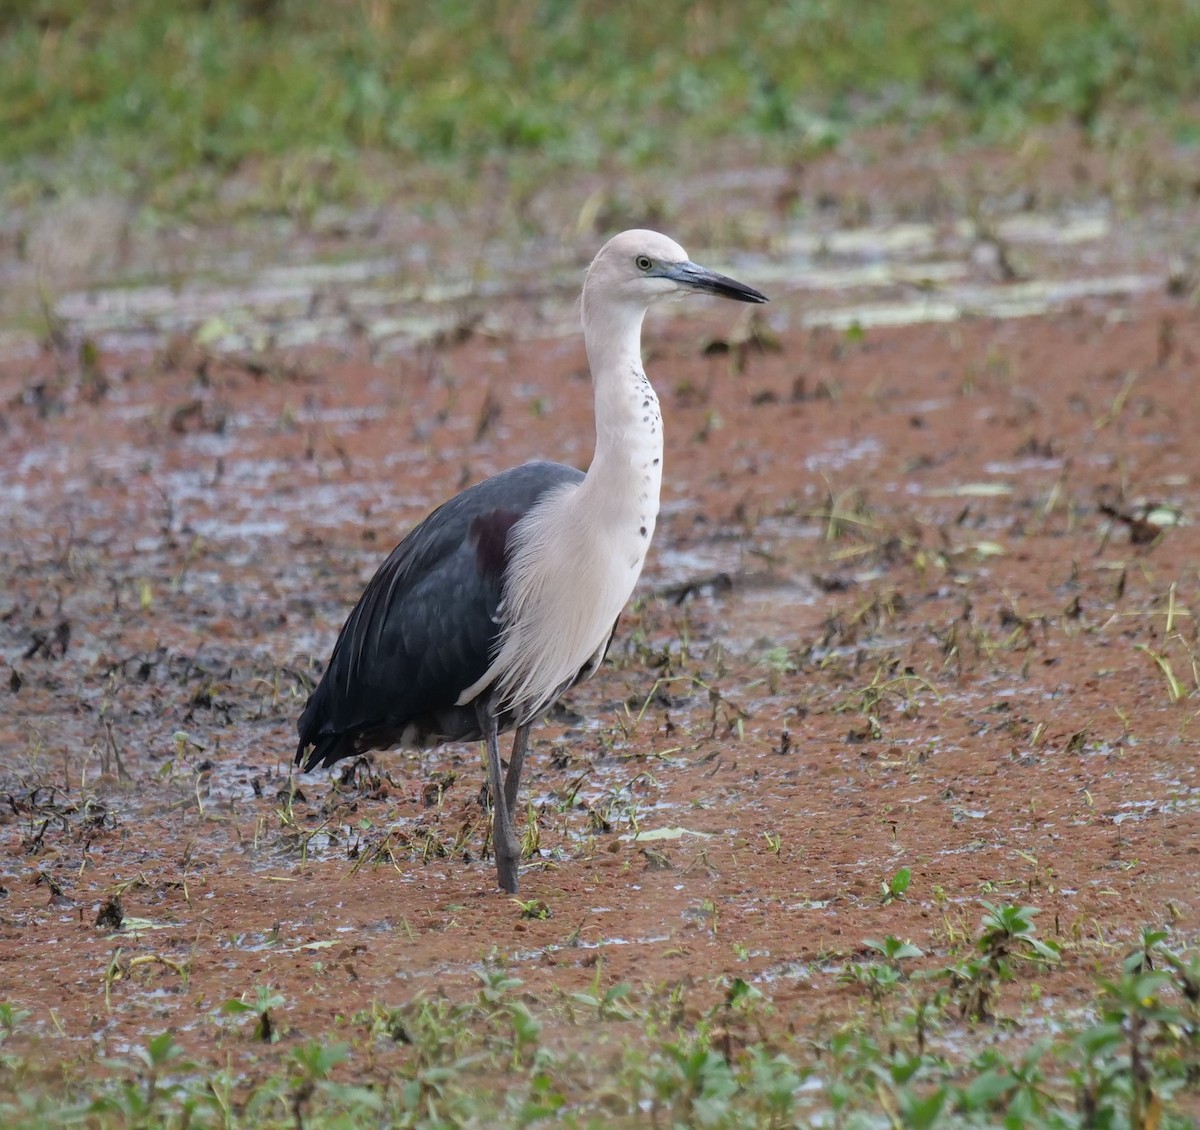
[
  {"left": 2, "top": 911, "right": 1198, "bottom": 1127},
  {"left": 880, "top": 864, "right": 913, "bottom": 905},
  {"left": 3, "top": 0, "right": 1199, "bottom": 208}
]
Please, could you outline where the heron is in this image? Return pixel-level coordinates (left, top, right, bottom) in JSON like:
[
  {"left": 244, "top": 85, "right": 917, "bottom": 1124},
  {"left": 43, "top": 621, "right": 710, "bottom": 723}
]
[{"left": 296, "top": 229, "right": 767, "bottom": 893}]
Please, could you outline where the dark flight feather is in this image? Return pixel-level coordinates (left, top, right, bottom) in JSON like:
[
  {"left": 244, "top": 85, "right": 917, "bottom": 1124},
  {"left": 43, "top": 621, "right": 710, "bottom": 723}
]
[{"left": 296, "top": 461, "right": 588, "bottom": 770}]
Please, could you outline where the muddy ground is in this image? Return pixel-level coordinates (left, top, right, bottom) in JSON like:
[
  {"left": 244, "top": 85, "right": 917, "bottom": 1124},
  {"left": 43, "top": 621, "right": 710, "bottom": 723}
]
[{"left": 2, "top": 135, "right": 1200, "bottom": 1104}]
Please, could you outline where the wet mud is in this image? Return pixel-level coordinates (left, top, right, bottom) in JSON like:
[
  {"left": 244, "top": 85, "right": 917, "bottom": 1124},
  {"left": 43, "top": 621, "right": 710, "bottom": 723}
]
[{"left": 2, "top": 146, "right": 1200, "bottom": 1096}]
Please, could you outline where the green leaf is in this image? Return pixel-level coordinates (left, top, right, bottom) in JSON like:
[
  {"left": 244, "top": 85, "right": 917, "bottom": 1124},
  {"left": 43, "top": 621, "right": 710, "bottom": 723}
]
[
  {"left": 1074, "top": 1021, "right": 1123, "bottom": 1057},
  {"left": 961, "top": 1067, "right": 1015, "bottom": 1108},
  {"left": 898, "top": 1084, "right": 948, "bottom": 1129}
]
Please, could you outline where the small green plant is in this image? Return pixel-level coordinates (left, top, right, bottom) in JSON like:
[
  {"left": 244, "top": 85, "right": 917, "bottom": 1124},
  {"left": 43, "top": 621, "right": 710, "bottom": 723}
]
[
  {"left": 978, "top": 902, "right": 1060, "bottom": 967},
  {"left": 0, "top": 1003, "right": 31, "bottom": 1069},
  {"left": 512, "top": 897, "right": 551, "bottom": 921},
  {"left": 0, "top": 1003, "right": 30, "bottom": 1041},
  {"left": 724, "top": 976, "right": 765, "bottom": 1012},
  {"left": 95, "top": 1032, "right": 195, "bottom": 1113},
  {"left": 1123, "top": 926, "right": 1171, "bottom": 973},
  {"left": 866, "top": 936, "right": 924, "bottom": 964},
  {"left": 289, "top": 1039, "right": 351, "bottom": 1084},
  {"left": 567, "top": 962, "right": 635, "bottom": 1023},
  {"left": 506, "top": 1000, "right": 544, "bottom": 1068},
  {"left": 841, "top": 958, "right": 904, "bottom": 1002},
  {"left": 948, "top": 902, "right": 1060, "bottom": 1021},
  {"left": 644, "top": 1040, "right": 739, "bottom": 1127},
  {"left": 952, "top": 1041, "right": 1054, "bottom": 1122},
  {"left": 476, "top": 966, "right": 522, "bottom": 1006},
  {"left": 841, "top": 937, "right": 923, "bottom": 1006},
  {"left": 1069, "top": 966, "right": 1192, "bottom": 1128},
  {"left": 880, "top": 866, "right": 912, "bottom": 904},
  {"left": 221, "top": 985, "right": 286, "bottom": 1042}
]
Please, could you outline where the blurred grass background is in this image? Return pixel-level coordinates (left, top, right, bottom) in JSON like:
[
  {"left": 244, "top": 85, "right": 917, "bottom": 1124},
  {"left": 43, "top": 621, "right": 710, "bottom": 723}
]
[{"left": 3, "top": 0, "right": 1199, "bottom": 213}]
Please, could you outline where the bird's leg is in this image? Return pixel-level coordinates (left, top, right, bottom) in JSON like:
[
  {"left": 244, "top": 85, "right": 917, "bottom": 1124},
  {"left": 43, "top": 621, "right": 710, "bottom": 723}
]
[
  {"left": 481, "top": 705, "right": 521, "bottom": 894},
  {"left": 503, "top": 722, "right": 531, "bottom": 819}
]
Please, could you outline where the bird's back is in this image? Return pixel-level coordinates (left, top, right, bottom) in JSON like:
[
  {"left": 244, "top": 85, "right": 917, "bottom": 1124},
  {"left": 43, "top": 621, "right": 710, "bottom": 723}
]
[{"left": 297, "top": 461, "right": 584, "bottom": 769}]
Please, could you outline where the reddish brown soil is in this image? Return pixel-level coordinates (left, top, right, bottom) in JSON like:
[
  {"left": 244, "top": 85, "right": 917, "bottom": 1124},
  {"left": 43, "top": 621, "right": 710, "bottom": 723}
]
[{"left": 2, "top": 187, "right": 1200, "bottom": 1099}]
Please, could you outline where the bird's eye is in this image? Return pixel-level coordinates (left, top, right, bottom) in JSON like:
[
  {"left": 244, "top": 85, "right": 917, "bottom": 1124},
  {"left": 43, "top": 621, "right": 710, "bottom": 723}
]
[{"left": 635, "top": 255, "right": 653, "bottom": 272}]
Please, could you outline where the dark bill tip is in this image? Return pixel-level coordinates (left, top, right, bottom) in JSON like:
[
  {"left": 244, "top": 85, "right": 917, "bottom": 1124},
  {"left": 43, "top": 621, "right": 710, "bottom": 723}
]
[{"left": 669, "top": 260, "right": 769, "bottom": 304}]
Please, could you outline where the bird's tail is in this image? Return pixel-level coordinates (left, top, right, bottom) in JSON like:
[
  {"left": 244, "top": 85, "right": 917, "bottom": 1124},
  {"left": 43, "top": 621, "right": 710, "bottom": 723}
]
[
  {"left": 295, "top": 733, "right": 347, "bottom": 771},
  {"left": 295, "top": 683, "right": 344, "bottom": 770}
]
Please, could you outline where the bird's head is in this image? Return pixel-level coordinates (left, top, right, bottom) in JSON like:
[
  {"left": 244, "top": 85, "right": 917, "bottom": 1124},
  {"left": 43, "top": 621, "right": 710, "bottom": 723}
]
[{"left": 584, "top": 229, "right": 768, "bottom": 313}]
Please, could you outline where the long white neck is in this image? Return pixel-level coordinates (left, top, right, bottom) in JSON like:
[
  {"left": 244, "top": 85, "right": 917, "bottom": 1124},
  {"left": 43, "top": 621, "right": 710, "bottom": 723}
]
[
  {"left": 459, "top": 290, "right": 666, "bottom": 718},
  {"left": 577, "top": 296, "right": 664, "bottom": 537}
]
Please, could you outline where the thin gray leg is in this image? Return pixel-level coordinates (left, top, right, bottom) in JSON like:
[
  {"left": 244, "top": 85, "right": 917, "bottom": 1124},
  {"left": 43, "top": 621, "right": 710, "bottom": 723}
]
[
  {"left": 503, "top": 722, "right": 531, "bottom": 818},
  {"left": 482, "top": 707, "right": 521, "bottom": 893}
]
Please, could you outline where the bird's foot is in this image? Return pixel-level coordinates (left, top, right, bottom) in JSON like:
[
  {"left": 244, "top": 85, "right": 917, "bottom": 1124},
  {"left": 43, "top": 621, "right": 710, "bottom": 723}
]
[
  {"left": 495, "top": 835, "right": 521, "bottom": 894},
  {"left": 489, "top": 797, "right": 522, "bottom": 893}
]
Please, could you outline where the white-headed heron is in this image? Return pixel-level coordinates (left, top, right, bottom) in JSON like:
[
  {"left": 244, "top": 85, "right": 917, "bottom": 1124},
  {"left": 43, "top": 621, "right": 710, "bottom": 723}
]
[{"left": 296, "top": 230, "right": 768, "bottom": 892}]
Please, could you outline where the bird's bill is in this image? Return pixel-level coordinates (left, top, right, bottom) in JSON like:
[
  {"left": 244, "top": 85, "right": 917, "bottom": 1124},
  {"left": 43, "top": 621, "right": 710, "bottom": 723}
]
[{"left": 667, "top": 261, "right": 769, "bottom": 304}]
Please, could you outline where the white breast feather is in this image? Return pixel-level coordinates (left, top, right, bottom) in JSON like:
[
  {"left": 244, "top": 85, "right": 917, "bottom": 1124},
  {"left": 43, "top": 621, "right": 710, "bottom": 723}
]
[
  {"left": 456, "top": 366, "right": 664, "bottom": 718},
  {"left": 488, "top": 482, "right": 648, "bottom": 718}
]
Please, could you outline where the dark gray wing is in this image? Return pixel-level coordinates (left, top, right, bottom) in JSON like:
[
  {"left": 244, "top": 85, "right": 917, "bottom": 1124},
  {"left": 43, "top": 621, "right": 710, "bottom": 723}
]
[{"left": 297, "top": 461, "right": 584, "bottom": 769}]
